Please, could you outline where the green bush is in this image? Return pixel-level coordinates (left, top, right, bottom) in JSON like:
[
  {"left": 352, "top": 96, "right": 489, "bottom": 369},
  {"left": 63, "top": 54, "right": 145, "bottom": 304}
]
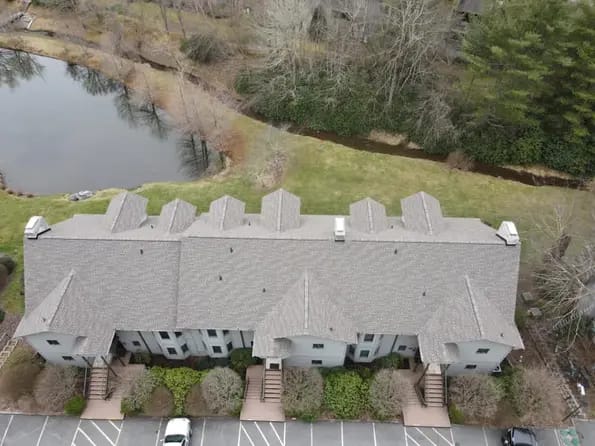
[
  {"left": 149, "top": 367, "right": 207, "bottom": 416},
  {"left": 64, "top": 395, "right": 86, "bottom": 416},
  {"left": 0, "top": 308, "right": 5, "bottom": 323},
  {"left": 282, "top": 367, "right": 324, "bottom": 421},
  {"left": 121, "top": 370, "right": 158, "bottom": 415},
  {"left": 31, "top": 0, "right": 77, "bottom": 12},
  {"left": 515, "top": 307, "right": 527, "bottom": 330},
  {"left": 368, "top": 369, "right": 408, "bottom": 420},
  {"left": 448, "top": 403, "right": 465, "bottom": 424},
  {"left": 181, "top": 32, "right": 229, "bottom": 64},
  {"left": 230, "top": 348, "right": 256, "bottom": 377},
  {"left": 201, "top": 367, "right": 243, "bottom": 415},
  {"left": 143, "top": 386, "right": 175, "bottom": 417},
  {"left": 373, "top": 353, "right": 402, "bottom": 370},
  {"left": 131, "top": 352, "right": 151, "bottom": 365},
  {"left": 0, "top": 254, "right": 16, "bottom": 275},
  {"left": 323, "top": 370, "right": 368, "bottom": 419}
]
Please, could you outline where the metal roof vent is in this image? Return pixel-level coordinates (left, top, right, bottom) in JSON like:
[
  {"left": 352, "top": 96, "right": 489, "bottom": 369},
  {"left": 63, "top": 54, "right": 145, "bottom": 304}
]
[
  {"left": 25, "top": 216, "right": 50, "bottom": 239},
  {"left": 334, "top": 217, "right": 346, "bottom": 242},
  {"left": 496, "top": 221, "right": 519, "bottom": 246}
]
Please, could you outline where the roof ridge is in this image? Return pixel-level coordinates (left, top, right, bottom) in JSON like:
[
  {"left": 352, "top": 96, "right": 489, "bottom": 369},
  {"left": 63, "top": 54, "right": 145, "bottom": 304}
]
[
  {"left": 167, "top": 199, "right": 180, "bottom": 233},
  {"left": 366, "top": 198, "right": 374, "bottom": 232},
  {"left": 304, "top": 270, "right": 309, "bottom": 330},
  {"left": 47, "top": 271, "right": 75, "bottom": 327},
  {"left": 220, "top": 196, "right": 229, "bottom": 231},
  {"left": 464, "top": 276, "right": 484, "bottom": 338},
  {"left": 277, "top": 190, "right": 283, "bottom": 231},
  {"left": 420, "top": 192, "right": 434, "bottom": 235},
  {"left": 109, "top": 193, "right": 127, "bottom": 232}
]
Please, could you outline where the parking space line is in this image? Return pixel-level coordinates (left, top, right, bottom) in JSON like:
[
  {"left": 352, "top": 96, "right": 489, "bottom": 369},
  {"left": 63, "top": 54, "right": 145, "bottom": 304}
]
[
  {"left": 255, "top": 422, "right": 270, "bottom": 446},
  {"left": 341, "top": 421, "right": 344, "bottom": 446},
  {"left": 416, "top": 428, "right": 437, "bottom": 446},
  {"left": 71, "top": 419, "right": 82, "bottom": 446},
  {"left": 36, "top": 416, "right": 49, "bottom": 446},
  {"left": 449, "top": 429, "right": 455, "bottom": 446},
  {"left": 269, "top": 422, "right": 283, "bottom": 446},
  {"left": 372, "top": 423, "right": 377, "bottom": 446},
  {"left": 109, "top": 421, "right": 121, "bottom": 433},
  {"left": 404, "top": 426, "right": 409, "bottom": 446},
  {"left": 482, "top": 427, "right": 489, "bottom": 446},
  {"left": 241, "top": 423, "right": 256, "bottom": 446},
  {"left": 155, "top": 419, "right": 163, "bottom": 446},
  {"left": 432, "top": 428, "right": 454, "bottom": 446},
  {"left": 91, "top": 421, "right": 115, "bottom": 446},
  {"left": 199, "top": 418, "right": 206, "bottom": 446},
  {"left": 78, "top": 427, "right": 97, "bottom": 446},
  {"left": 310, "top": 423, "right": 313, "bottom": 446},
  {"left": 115, "top": 419, "right": 124, "bottom": 445},
  {"left": 553, "top": 430, "right": 561, "bottom": 446},
  {"left": 237, "top": 421, "right": 242, "bottom": 446},
  {"left": 0, "top": 415, "right": 13, "bottom": 446},
  {"left": 283, "top": 423, "right": 286, "bottom": 446}
]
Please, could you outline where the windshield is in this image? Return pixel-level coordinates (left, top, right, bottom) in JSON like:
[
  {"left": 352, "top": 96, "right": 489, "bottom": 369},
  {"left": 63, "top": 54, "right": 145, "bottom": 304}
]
[{"left": 164, "top": 434, "right": 185, "bottom": 443}]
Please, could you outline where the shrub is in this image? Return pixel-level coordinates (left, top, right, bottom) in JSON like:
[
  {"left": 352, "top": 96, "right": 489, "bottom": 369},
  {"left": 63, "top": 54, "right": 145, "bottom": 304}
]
[
  {"left": 372, "top": 353, "right": 402, "bottom": 370},
  {"left": 201, "top": 367, "right": 243, "bottom": 415},
  {"left": 0, "top": 308, "right": 4, "bottom": 323},
  {"left": 180, "top": 32, "right": 229, "bottom": 64},
  {"left": 230, "top": 348, "right": 257, "bottom": 377},
  {"left": 446, "top": 150, "right": 474, "bottom": 171},
  {"left": 282, "top": 367, "right": 324, "bottom": 421},
  {"left": 32, "top": 0, "right": 78, "bottom": 12},
  {"left": 121, "top": 370, "right": 158, "bottom": 415},
  {"left": 507, "top": 366, "right": 565, "bottom": 426},
  {"left": 185, "top": 383, "right": 209, "bottom": 417},
  {"left": 64, "top": 395, "right": 86, "bottom": 416},
  {"left": 131, "top": 352, "right": 151, "bottom": 365},
  {"left": 515, "top": 307, "right": 527, "bottom": 330},
  {"left": 448, "top": 374, "right": 503, "bottom": 421},
  {"left": 448, "top": 403, "right": 465, "bottom": 424},
  {"left": 33, "top": 365, "right": 80, "bottom": 412},
  {"left": 144, "top": 386, "right": 174, "bottom": 417},
  {"left": 368, "top": 369, "right": 408, "bottom": 420},
  {"left": 323, "top": 370, "right": 368, "bottom": 419},
  {"left": 0, "top": 254, "right": 16, "bottom": 275},
  {"left": 149, "top": 367, "right": 207, "bottom": 416},
  {"left": 0, "top": 347, "right": 43, "bottom": 401}
]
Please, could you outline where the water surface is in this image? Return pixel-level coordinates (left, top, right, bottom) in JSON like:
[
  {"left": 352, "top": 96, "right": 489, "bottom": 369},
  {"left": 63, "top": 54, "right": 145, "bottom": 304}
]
[{"left": 0, "top": 50, "right": 210, "bottom": 194}]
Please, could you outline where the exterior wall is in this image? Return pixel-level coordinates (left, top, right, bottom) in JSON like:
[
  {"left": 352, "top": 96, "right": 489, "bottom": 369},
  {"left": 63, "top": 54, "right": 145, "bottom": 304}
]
[
  {"left": 118, "top": 331, "right": 162, "bottom": 355},
  {"left": 446, "top": 341, "right": 512, "bottom": 375},
  {"left": 349, "top": 334, "right": 419, "bottom": 363},
  {"left": 24, "top": 332, "right": 92, "bottom": 368},
  {"left": 284, "top": 335, "right": 347, "bottom": 367}
]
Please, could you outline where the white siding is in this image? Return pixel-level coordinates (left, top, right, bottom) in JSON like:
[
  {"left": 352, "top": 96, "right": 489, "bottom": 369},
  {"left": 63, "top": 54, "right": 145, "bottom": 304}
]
[
  {"left": 24, "top": 332, "right": 92, "bottom": 368},
  {"left": 349, "top": 334, "right": 419, "bottom": 363},
  {"left": 392, "top": 335, "right": 418, "bottom": 357},
  {"left": 118, "top": 331, "right": 163, "bottom": 354},
  {"left": 447, "top": 341, "right": 512, "bottom": 375},
  {"left": 284, "top": 336, "right": 347, "bottom": 367}
]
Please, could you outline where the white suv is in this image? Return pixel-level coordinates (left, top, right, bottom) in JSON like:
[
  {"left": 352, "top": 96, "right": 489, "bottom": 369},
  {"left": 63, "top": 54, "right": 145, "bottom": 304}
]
[{"left": 163, "top": 418, "right": 192, "bottom": 446}]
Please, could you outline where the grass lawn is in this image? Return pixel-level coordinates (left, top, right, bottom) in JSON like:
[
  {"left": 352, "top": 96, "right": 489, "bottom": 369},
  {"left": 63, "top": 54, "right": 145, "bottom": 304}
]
[{"left": 1, "top": 133, "right": 593, "bottom": 314}]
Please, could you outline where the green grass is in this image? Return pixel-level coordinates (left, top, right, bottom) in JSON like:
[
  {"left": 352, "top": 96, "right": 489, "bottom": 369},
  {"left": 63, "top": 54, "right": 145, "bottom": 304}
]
[{"left": 1, "top": 134, "right": 592, "bottom": 315}]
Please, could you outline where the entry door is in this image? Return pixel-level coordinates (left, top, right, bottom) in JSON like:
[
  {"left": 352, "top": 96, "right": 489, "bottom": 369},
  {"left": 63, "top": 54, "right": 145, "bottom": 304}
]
[{"left": 269, "top": 363, "right": 280, "bottom": 370}]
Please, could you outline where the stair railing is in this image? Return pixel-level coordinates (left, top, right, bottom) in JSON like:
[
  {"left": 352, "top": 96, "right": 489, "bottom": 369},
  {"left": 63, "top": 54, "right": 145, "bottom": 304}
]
[
  {"left": 82, "top": 366, "right": 89, "bottom": 398},
  {"left": 261, "top": 368, "right": 266, "bottom": 402},
  {"left": 414, "top": 363, "right": 430, "bottom": 407}
]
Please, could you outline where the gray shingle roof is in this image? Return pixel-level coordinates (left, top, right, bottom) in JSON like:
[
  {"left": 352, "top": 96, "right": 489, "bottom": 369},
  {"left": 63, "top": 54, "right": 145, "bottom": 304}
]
[
  {"left": 208, "top": 195, "right": 245, "bottom": 230},
  {"left": 349, "top": 198, "right": 388, "bottom": 233},
  {"left": 104, "top": 192, "right": 148, "bottom": 233},
  {"left": 401, "top": 191, "right": 445, "bottom": 235},
  {"left": 16, "top": 190, "right": 522, "bottom": 359},
  {"left": 253, "top": 271, "right": 358, "bottom": 357},
  {"left": 261, "top": 189, "right": 301, "bottom": 232},
  {"left": 158, "top": 199, "right": 196, "bottom": 233}
]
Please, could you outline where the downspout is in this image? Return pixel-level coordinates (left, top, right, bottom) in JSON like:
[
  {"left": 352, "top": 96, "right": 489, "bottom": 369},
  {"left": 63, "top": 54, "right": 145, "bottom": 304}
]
[
  {"left": 390, "top": 335, "right": 398, "bottom": 353},
  {"left": 240, "top": 331, "right": 246, "bottom": 349}
]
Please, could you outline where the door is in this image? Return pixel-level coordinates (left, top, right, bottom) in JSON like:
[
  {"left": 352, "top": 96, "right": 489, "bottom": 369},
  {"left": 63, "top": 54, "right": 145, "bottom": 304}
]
[{"left": 269, "top": 363, "right": 280, "bottom": 370}]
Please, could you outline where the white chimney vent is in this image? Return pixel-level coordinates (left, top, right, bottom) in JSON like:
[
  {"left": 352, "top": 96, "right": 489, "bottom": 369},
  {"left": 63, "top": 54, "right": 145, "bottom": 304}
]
[
  {"left": 496, "top": 221, "right": 519, "bottom": 246},
  {"left": 334, "top": 217, "right": 346, "bottom": 241},
  {"left": 25, "top": 216, "right": 50, "bottom": 239}
]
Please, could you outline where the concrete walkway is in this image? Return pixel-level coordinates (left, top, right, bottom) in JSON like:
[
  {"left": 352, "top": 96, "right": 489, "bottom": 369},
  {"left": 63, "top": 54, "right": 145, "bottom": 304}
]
[{"left": 240, "top": 365, "right": 284, "bottom": 422}]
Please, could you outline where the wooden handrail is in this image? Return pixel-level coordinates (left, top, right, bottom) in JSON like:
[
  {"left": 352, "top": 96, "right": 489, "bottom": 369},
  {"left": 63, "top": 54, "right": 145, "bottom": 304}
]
[
  {"left": 82, "top": 366, "right": 88, "bottom": 398},
  {"left": 260, "top": 369, "right": 266, "bottom": 402},
  {"left": 414, "top": 364, "right": 430, "bottom": 407}
]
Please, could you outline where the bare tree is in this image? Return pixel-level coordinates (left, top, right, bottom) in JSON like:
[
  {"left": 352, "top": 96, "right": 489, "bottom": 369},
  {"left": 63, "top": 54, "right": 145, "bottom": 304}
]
[
  {"left": 448, "top": 374, "right": 502, "bottom": 421},
  {"left": 159, "top": 0, "right": 170, "bottom": 33}
]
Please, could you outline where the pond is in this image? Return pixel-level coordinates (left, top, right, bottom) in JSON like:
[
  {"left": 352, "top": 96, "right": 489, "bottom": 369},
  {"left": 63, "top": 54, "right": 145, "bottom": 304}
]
[{"left": 0, "top": 50, "right": 214, "bottom": 195}]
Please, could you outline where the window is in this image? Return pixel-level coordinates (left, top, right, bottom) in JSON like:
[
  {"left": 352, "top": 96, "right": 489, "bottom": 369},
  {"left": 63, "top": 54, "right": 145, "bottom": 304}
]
[
  {"left": 227, "top": 342, "right": 233, "bottom": 352},
  {"left": 159, "top": 331, "right": 170, "bottom": 340},
  {"left": 397, "top": 345, "right": 407, "bottom": 351},
  {"left": 47, "top": 340, "right": 60, "bottom": 346},
  {"left": 213, "top": 346, "right": 222, "bottom": 354},
  {"left": 311, "top": 360, "right": 322, "bottom": 365},
  {"left": 223, "top": 330, "right": 230, "bottom": 335},
  {"left": 312, "top": 343, "right": 324, "bottom": 349},
  {"left": 175, "top": 331, "right": 183, "bottom": 338},
  {"left": 476, "top": 348, "right": 490, "bottom": 354},
  {"left": 62, "top": 356, "right": 74, "bottom": 361},
  {"left": 167, "top": 347, "right": 177, "bottom": 355},
  {"left": 465, "top": 364, "right": 477, "bottom": 370},
  {"left": 207, "top": 329, "right": 217, "bottom": 338},
  {"left": 363, "top": 334, "right": 374, "bottom": 342},
  {"left": 360, "top": 350, "right": 370, "bottom": 358},
  {"left": 181, "top": 344, "right": 189, "bottom": 353},
  {"left": 132, "top": 341, "right": 141, "bottom": 347}
]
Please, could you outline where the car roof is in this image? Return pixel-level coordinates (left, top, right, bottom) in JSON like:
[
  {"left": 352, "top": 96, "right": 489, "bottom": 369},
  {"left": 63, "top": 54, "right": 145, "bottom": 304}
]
[
  {"left": 512, "top": 428, "right": 537, "bottom": 445},
  {"left": 164, "top": 418, "right": 190, "bottom": 436}
]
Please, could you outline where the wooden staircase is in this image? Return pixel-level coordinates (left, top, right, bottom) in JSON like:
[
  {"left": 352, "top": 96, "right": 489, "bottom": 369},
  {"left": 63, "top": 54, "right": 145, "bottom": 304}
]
[
  {"left": 0, "top": 339, "right": 19, "bottom": 370},
  {"left": 87, "top": 366, "right": 109, "bottom": 400},
  {"left": 423, "top": 366, "right": 445, "bottom": 407},
  {"left": 263, "top": 368, "right": 282, "bottom": 403}
]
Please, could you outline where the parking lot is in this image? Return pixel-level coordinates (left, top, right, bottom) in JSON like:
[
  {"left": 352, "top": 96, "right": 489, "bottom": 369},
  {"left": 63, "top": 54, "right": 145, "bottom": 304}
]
[{"left": 0, "top": 414, "right": 588, "bottom": 446}]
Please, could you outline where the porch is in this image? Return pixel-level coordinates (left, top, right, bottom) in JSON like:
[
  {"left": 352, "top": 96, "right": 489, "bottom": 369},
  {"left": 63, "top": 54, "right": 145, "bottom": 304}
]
[
  {"left": 240, "top": 365, "right": 285, "bottom": 422},
  {"left": 401, "top": 363, "right": 450, "bottom": 428}
]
